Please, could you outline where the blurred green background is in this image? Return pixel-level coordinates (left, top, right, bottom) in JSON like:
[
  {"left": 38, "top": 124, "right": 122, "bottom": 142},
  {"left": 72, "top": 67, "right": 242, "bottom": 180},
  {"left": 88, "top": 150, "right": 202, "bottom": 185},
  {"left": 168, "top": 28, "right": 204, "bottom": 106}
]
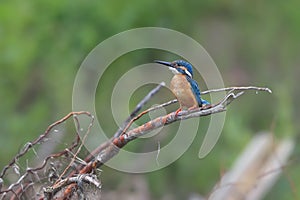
[{"left": 0, "top": 1, "right": 299, "bottom": 199}]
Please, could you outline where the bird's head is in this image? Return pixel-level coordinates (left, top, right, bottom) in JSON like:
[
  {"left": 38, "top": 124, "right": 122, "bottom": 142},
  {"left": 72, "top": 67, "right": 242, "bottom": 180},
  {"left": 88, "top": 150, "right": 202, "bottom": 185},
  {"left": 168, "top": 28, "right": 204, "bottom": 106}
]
[{"left": 155, "top": 60, "right": 193, "bottom": 78}]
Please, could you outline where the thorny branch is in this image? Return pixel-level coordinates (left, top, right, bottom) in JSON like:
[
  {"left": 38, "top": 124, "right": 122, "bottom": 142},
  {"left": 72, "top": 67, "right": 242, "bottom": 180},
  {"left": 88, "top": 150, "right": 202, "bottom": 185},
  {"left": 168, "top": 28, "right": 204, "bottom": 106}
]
[{"left": 0, "top": 85, "right": 271, "bottom": 199}]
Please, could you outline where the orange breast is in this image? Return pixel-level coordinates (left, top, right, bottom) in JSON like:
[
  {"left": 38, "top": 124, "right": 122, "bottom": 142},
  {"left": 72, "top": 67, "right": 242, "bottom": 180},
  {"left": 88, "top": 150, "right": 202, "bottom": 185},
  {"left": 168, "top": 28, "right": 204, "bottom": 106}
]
[{"left": 170, "top": 75, "right": 198, "bottom": 110}]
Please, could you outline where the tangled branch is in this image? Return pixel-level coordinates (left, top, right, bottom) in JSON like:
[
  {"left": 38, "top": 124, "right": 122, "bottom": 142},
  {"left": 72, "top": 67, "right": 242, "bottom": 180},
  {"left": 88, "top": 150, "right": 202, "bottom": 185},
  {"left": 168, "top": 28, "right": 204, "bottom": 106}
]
[{"left": 0, "top": 111, "right": 94, "bottom": 199}]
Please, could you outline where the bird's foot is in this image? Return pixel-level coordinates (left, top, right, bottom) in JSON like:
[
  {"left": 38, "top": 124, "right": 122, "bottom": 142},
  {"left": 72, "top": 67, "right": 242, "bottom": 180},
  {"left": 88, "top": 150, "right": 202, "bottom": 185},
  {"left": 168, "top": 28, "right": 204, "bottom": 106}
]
[
  {"left": 174, "top": 108, "right": 182, "bottom": 117},
  {"left": 201, "top": 104, "right": 212, "bottom": 109},
  {"left": 187, "top": 106, "right": 199, "bottom": 112}
]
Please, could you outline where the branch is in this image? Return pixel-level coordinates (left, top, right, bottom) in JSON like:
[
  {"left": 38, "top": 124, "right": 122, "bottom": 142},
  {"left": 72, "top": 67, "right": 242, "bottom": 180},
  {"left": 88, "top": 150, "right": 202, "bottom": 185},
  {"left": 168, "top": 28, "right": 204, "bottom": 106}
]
[
  {"left": 0, "top": 111, "right": 93, "bottom": 179},
  {"left": 201, "top": 86, "right": 272, "bottom": 95},
  {"left": 74, "top": 87, "right": 269, "bottom": 175},
  {"left": 82, "top": 82, "right": 166, "bottom": 164},
  {"left": 0, "top": 84, "right": 271, "bottom": 200},
  {"left": 0, "top": 111, "right": 94, "bottom": 199},
  {"left": 114, "top": 81, "right": 166, "bottom": 138},
  {"left": 57, "top": 86, "right": 270, "bottom": 199},
  {"left": 44, "top": 174, "right": 101, "bottom": 199},
  {"left": 112, "top": 91, "right": 244, "bottom": 145},
  {"left": 139, "top": 86, "right": 272, "bottom": 113}
]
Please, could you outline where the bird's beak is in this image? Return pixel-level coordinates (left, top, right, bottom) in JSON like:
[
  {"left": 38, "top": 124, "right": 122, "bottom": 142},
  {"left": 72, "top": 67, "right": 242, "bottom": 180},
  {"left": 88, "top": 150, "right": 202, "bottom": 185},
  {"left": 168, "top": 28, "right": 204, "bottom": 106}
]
[{"left": 154, "top": 60, "right": 174, "bottom": 68}]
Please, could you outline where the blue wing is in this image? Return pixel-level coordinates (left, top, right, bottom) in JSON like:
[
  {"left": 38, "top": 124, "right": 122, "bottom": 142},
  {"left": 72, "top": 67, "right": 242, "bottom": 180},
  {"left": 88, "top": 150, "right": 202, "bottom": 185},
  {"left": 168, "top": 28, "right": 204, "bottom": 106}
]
[{"left": 186, "top": 76, "right": 210, "bottom": 106}]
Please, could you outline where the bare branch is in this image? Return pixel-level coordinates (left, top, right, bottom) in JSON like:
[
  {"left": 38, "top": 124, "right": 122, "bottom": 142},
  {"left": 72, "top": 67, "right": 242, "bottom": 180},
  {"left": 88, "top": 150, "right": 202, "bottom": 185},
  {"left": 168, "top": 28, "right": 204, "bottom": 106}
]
[
  {"left": 55, "top": 114, "right": 94, "bottom": 184},
  {"left": 201, "top": 86, "right": 272, "bottom": 95},
  {"left": 0, "top": 85, "right": 271, "bottom": 200},
  {"left": 44, "top": 174, "right": 101, "bottom": 198},
  {"left": 83, "top": 82, "right": 166, "bottom": 164},
  {"left": 77, "top": 87, "right": 269, "bottom": 179},
  {"left": 114, "top": 81, "right": 166, "bottom": 138},
  {"left": 0, "top": 111, "right": 94, "bottom": 200},
  {"left": 142, "top": 86, "right": 271, "bottom": 113},
  {"left": 0, "top": 111, "right": 93, "bottom": 179},
  {"left": 123, "top": 91, "right": 245, "bottom": 140}
]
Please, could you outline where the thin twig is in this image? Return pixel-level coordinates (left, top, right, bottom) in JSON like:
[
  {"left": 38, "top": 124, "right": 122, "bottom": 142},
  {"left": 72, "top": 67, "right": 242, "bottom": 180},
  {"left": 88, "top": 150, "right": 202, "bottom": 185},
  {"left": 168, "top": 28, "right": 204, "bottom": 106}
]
[
  {"left": 118, "top": 98, "right": 179, "bottom": 136},
  {"left": 55, "top": 114, "right": 95, "bottom": 184},
  {"left": 201, "top": 86, "right": 272, "bottom": 95},
  {"left": 0, "top": 111, "right": 93, "bottom": 200},
  {"left": 0, "top": 111, "right": 92, "bottom": 179},
  {"left": 44, "top": 174, "right": 101, "bottom": 197},
  {"left": 83, "top": 82, "right": 166, "bottom": 163},
  {"left": 114, "top": 82, "right": 166, "bottom": 138}
]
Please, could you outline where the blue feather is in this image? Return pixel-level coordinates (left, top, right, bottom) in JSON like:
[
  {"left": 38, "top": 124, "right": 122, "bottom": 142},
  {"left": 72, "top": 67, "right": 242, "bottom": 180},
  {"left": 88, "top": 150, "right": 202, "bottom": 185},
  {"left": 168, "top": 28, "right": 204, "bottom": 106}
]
[{"left": 186, "top": 76, "right": 210, "bottom": 106}]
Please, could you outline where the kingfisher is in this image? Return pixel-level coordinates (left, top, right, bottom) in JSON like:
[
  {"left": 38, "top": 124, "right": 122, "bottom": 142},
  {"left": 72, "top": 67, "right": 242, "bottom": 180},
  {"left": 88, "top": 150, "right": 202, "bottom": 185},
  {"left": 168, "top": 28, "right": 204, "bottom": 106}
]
[{"left": 155, "top": 60, "right": 210, "bottom": 113}]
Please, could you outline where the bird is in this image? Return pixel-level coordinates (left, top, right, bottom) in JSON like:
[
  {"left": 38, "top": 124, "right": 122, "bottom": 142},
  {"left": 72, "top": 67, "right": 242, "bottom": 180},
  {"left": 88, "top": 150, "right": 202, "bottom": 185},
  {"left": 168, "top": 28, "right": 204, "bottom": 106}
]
[{"left": 155, "top": 60, "right": 210, "bottom": 114}]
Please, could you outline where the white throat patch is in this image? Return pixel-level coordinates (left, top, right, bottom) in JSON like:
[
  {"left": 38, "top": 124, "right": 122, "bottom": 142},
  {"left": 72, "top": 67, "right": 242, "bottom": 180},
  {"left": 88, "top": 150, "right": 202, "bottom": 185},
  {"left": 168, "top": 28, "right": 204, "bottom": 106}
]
[
  {"left": 168, "top": 67, "right": 180, "bottom": 75},
  {"left": 168, "top": 66, "right": 192, "bottom": 78}
]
